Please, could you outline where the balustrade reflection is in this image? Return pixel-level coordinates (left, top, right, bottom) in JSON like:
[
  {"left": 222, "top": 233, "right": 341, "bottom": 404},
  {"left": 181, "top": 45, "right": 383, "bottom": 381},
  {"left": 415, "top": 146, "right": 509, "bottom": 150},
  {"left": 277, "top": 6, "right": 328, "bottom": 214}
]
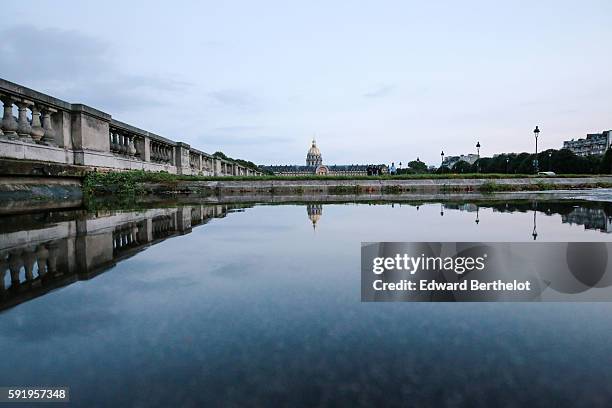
[
  {"left": 0, "top": 239, "right": 65, "bottom": 294},
  {"left": 0, "top": 204, "right": 243, "bottom": 311}
]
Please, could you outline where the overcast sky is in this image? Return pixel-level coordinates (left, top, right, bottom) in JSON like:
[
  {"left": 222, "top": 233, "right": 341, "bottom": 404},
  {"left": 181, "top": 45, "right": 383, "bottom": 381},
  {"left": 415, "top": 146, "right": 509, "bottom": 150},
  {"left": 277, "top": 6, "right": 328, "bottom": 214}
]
[{"left": 1, "top": 1, "right": 611, "bottom": 166}]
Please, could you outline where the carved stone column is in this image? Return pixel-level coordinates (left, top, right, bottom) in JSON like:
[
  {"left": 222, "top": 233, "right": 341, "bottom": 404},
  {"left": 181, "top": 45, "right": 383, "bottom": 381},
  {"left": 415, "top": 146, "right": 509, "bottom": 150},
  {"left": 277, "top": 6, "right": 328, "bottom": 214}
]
[
  {"left": 128, "top": 135, "right": 137, "bottom": 156},
  {"left": 40, "top": 106, "right": 58, "bottom": 146},
  {"left": 8, "top": 251, "right": 22, "bottom": 288},
  {"left": 36, "top": 244, "right": 49, "bottom": 278},
  {"left": 30, "top": 105, "right": 45, "bottom": 143},
  {"left": 1, "top": 96, "right": 18, "bottom": 138},
  {"left": 47, "top": 242, "right": 59, "bottom": 276},
  {"left": 0, "top": 255, "right": 7, "bottom": 292},
  {"left": 22, "top": 249, "right": 37, "bottom": 282},
  {"left": 16, "top": 100, "right": 33, "bottom": 142},
  {"left": 122, "top": 134, "right": 128, "bottom": 155}
]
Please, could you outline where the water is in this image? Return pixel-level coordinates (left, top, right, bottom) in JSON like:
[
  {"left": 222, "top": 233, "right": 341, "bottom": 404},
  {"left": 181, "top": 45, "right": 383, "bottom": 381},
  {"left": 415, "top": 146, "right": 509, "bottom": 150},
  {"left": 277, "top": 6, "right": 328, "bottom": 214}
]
[{"left": 1, "top": 194, "right": 612, "bottom": 407}]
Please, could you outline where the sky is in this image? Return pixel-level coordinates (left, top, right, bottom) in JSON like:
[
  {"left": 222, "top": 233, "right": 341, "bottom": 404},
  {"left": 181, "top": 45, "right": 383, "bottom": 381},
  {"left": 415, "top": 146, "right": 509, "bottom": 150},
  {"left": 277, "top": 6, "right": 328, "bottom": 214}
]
[{"left": 1, "top": 0, "right": 611, "bottom": 166}]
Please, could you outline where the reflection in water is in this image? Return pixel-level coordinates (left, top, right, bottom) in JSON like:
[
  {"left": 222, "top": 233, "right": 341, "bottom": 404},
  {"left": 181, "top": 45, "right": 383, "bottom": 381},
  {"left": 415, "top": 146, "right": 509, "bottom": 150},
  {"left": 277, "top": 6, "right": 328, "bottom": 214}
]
[
  {"left": 306, "top": 204, "right": 322, "bottom": 230},
  {"left": 2, "top": 198, "right": 612, "bottom": 311},
  {"left": 0, "top": 205, "right": 248, "bottom": 312},
  {"left": 2, "top": 197, "right": 612, "bottom": 406},
  {"left": 439, "top": 200, "right": 612, "bottom": 238}
]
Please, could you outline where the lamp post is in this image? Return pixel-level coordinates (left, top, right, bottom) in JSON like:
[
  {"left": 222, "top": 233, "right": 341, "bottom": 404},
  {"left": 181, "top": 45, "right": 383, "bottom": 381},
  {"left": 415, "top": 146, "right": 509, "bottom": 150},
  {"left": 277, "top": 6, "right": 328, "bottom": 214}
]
[
  {"left": 476, "top": 141, "right": 481, "bottom": 173},
  {"left": 441, "top": 150, "right": 444, "bottom": 165},
  {"left": 505, "top": 157, "right": 509, "bottom": 174},
  {"left": 533, "top": 126, "right": 540, "bottom": 173}
]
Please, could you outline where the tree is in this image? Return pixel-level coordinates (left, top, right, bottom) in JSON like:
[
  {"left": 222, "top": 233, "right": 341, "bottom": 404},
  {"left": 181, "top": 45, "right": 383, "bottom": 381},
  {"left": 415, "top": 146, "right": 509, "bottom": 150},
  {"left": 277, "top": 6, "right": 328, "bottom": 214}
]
[
  {"left": 600, "top": 148, "right": 612, "bottom": 174},
  {"left": 452, "top": 161, "right": 472, "bottom": 174},
  {"left": 436, "top": 165, "right": 451, "bottom": 174},
  {"left": 408, "top": 159, "right": 428, "bottom": 173}
]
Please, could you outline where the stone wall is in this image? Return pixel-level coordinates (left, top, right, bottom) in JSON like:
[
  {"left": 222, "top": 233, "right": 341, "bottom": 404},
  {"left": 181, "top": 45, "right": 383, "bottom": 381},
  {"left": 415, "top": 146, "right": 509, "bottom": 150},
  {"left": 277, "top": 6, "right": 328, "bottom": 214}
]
[
  {"left": 128, "top": 175, "right": 612, "bottom": 195},
  {"left": 0, "top": 78, "right": 261, "bottom": 176}
]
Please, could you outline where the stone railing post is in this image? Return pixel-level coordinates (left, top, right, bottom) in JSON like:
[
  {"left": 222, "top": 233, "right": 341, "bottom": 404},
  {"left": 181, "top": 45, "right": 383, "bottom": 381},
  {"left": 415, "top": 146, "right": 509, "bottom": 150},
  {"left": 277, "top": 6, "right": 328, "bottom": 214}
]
[
  {"left": 174, "top": 142, "right": 190, "bottom": 175},
  {"left": 142, "top": 136, "right": 151, "bottom": 162},
  {"left": 30, "top": 104, "right": 44, "bottom": 143},
  {"left": 15, "top": 100, "right": 33, "bottom": 142},
  {"left": 176, "top": 207, "right": 192, "bottom": 234},
  {"left": 41, "top": 106, "right": 58, "bottom": 146},
  {"left": 71, "top": 104, "right": 111, "bottom": 165},
  {"left": 1, "top": 96, "right": 18, "bottom": 139}
]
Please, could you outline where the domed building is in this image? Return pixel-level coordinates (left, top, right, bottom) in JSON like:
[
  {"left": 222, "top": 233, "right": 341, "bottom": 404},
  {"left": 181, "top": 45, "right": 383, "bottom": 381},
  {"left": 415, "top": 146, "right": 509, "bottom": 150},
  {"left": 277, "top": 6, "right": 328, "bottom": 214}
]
[
  {"left": 262, "top": 139, "right": 387, "bottom": 176},
  {"left": 306, "top": 139, "right": 322, "bottom": 166}
]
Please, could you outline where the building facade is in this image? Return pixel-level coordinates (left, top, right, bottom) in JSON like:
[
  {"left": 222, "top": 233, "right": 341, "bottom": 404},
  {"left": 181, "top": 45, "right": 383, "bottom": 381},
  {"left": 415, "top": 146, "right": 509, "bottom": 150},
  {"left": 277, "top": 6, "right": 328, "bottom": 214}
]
[
  {"left": 262, "top": 139, "right": 388, "bottom": 176},
  {"left": 563, "top": 131, "right": 611, "bottom": 157}
]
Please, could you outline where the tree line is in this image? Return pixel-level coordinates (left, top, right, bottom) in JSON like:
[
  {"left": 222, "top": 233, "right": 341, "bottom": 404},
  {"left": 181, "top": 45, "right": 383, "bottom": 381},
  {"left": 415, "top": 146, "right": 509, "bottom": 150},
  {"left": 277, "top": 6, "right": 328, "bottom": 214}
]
[{"left": 436, "top": 148, "right": 612, "bottom": 175}]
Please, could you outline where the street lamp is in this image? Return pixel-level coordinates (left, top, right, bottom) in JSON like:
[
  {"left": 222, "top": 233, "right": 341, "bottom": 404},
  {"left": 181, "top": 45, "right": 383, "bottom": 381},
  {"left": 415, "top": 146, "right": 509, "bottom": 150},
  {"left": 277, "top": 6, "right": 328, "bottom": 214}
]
[
  {"left": 533, "top": 126, "right": 540, "bottom": 173},
  {"left": 505, "top": 157, "right": 510, "bottom": 174},
  {"left": 476, "top": 141, "right": 481, "bottom": 173},
  {"left": 441, "top": 150, "right": 444, "bottom": 165}
]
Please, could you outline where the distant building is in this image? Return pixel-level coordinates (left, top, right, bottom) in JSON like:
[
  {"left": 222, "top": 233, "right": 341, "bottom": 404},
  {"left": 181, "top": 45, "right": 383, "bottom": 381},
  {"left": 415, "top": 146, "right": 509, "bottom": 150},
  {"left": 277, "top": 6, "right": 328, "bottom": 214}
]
[
  {"left": 563, "top": 131, "right": 611, "bottom": 156},
  {"left": 441, "top": 153, "right": 479, "bottom": 169},
  {"left": 261, "top": 139, "right": 388, "bottom": 176}
]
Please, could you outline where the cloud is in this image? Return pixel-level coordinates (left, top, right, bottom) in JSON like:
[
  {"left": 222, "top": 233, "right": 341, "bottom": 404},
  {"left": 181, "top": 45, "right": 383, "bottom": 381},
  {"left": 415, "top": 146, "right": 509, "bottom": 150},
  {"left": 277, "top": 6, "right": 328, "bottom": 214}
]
[
  {"left": 201, "top": 134, "right": 291, "bottom": 146},
  {"left": 199, "top": 126, "right": 291, "bottom": 146},
  {"left": 213, "top": 125, "right": 264, "bottom": 133},
  {"left": 363, "top": 84, "right": 395, "bottom": 98},
  {"left": 0, "top": 25, "right": 189, "bottom": 113},
  {"left": 208, "top": 89, "right": 260, "bottom": 110}
]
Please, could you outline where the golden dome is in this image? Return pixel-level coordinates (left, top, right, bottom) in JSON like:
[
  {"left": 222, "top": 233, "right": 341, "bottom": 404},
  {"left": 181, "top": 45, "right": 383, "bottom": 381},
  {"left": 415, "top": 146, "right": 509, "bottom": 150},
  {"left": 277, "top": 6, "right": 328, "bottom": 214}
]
[
  {"left": 306, "top": 138, "right": 322, "bottom": 166},
  {"left": 308, "top": 139, "right": 320, "bottom": 156}
]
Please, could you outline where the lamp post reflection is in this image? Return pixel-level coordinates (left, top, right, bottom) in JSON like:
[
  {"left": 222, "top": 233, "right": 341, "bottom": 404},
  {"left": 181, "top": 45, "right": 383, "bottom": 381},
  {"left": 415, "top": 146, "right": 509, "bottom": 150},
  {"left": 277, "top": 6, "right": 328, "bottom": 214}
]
[{"left": 532, "top": 202, "right": 538, "bottom": 240}]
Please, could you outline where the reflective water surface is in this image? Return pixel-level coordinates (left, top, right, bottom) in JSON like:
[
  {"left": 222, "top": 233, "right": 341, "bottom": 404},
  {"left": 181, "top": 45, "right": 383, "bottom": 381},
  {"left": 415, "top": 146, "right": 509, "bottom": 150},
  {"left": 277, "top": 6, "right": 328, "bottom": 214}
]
[{"left": 1, "top": 194, "right": 612, "bottom": 407}]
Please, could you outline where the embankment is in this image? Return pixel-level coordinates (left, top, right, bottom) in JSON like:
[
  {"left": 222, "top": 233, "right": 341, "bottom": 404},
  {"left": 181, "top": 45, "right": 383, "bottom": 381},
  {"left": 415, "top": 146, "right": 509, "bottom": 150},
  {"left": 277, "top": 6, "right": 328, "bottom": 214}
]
[
  {"left": 3, "top": 170, "right": 612, "bottom": 214},
  {"left": 134, "top": 176, "right": 612, "bottom": 196}
]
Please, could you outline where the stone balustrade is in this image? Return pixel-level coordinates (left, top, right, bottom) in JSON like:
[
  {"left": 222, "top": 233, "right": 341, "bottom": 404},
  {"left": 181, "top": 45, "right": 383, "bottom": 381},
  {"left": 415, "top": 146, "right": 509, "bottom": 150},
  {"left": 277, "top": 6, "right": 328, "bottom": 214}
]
[{"left": 0, "top": 78, "right": 262, "bottom": 176}]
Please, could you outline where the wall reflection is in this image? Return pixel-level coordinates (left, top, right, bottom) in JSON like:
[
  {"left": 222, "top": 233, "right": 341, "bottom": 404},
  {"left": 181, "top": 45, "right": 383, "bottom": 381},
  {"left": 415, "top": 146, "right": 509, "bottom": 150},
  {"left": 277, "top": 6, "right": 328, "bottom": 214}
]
[
  {"left": 2, "top": 199, "right": 612, "bottom": 311},
  {"left": 438, "top": 200, "right": 612, "bottom": 238},
  {"left": 0, "top": 204, "right": 249, "bottom": 312}
]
